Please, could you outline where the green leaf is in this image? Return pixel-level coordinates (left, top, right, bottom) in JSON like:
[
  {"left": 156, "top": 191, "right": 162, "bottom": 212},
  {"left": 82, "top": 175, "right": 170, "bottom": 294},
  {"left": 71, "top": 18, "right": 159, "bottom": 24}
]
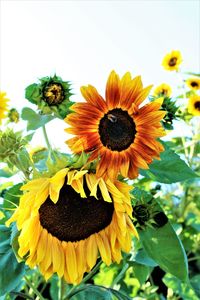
[
  {"left": 3, "top": 183, "right": 23, "bottom": 209},
  {"left": 0, "top": 225, "right": 25, "bottom": 296},
  {"left": 21, "top": 107, "right": 55, "bottom": 131},
  {"left": 50, "top": 276, "right": 59, "bottom": 300},
  {"left": 138, "top": 201, "right": 188, "bottom": 281},
  {"left": 190, "top": 275, "right": 200, "bottom": 298},
  {"left": 133, "top": 249, "right": 157, "bottom": 267},
  {"left": 110, "top": 289, "right": 132, "bottom": 300},
  {"left": 0, "top": 168, "right": 15, "bottom": 178},
  {"left": 163, "top": 274, "right": 199, "bottom": 300},
  {"left": 184, "top": 72, "right": 200, "bottom": 77},
  {"left": 129, "top": 262, "right": 150, "bottom": 285},
  {"left": 25, "top": 83, "right": 39, "bottom": 104},
  {"left": 70, "top": 285, "right": 112, "bottom": 300},
  {"left": 140, "top": 146, "right": 198, "bottom": 183}
]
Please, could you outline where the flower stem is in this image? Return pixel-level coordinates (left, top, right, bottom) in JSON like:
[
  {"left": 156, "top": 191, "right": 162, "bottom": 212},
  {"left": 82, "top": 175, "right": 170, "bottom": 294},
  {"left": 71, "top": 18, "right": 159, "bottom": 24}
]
[
  {"left": 42, "top": 125, "right": 52, "bottom": 151},
  {"left": 59, "top": 278, "right": 66, "bottom": 300},
  {"left": 64, "top": 260, "right": 102, "bottom": 299},
  {"left": 24, "top": 276, "right": 46, "bottom": 300}
]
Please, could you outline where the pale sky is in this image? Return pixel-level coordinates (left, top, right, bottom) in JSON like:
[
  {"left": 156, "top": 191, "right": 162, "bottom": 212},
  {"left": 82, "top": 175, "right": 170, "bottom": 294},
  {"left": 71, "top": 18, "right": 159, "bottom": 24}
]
[{"left": 0, "top": 0, "right": 200, "bottom": 151}]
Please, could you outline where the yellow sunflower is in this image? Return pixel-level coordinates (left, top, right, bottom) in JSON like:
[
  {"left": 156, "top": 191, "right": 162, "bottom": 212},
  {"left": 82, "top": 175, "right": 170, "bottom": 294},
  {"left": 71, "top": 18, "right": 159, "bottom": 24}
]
[
  {"left": 7, "top": 168, "right": 137, "bottom": 284},
  {"left": 153, "top": 83, "right": 172, "bottom": 98},
  {"left": 0, "top": 91, "right": 9, "bottom": 124},
  {"left": 187, "top": 95, "right": 200, "bottom": 116},
  {"left": 186, "top": 78, "right": 200, "bottom": 91},
  {"left": 65, "top": 71, "right": 166, "bottom": 180},
  {"left": 162, "top": 50, "right": 182, "bottom": 71}
]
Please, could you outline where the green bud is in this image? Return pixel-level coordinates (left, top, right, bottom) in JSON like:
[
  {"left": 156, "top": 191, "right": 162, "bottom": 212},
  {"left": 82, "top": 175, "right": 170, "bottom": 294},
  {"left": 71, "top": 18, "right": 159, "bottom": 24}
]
[{"left": 25, "top": 74, "right": 74, "bottom": 119}]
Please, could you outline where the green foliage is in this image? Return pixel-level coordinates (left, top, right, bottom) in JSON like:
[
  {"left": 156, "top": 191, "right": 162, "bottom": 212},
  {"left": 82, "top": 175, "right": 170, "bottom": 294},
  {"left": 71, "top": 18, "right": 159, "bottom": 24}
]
[
  {"left": 0, "top": 225, "right": 25, "bottom": 297},
  {"left": 21, "top": 107, "right": 55, "bottom": 130},
  {"left": 140, "top": 145, "right": 198, "bottom": 183},
  {"left": 69, "top": 284, "right": 131, "bottom": 300},
  {"left": 163, "top": 274, "right": 199, "bottom": 299}
]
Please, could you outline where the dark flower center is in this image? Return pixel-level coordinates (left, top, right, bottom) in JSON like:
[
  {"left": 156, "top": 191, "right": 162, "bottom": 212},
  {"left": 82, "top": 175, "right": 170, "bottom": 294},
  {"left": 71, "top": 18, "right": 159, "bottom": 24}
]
[
  {"left": 194, "top": 101, "right": 200, "bottom": 111},
  {"left": 169, "top": 57, "right": 177, "bottom": 67},
  {"left": 43, "top": 83, "right": 64, "bottom": 105},
  {"left": 161, "top": 89, "right": 168, "bottom": 95},
  {"left": 191, "top": 81, "right": 198, "bottom": 87},
  {"left": 39, "top": 179, "right": 114, "bottom": 242},
  {"left": 98, "top": 108, "right": 136, "bottom": 151}
]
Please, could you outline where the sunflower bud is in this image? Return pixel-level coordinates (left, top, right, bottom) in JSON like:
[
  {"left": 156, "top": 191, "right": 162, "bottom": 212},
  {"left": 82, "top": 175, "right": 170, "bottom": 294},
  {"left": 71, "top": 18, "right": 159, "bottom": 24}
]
[
  {"left": 8, "top": 108, "right": 20, "bottom": 123},
  {"left": 0, "top": 129, "right": 28, "bottom": 164},
  {"left": 154, "top": 97, "right": 178, "bottom": 130},
  {"left": 25, "top": 74, "right": 73, "bottom": 119}
]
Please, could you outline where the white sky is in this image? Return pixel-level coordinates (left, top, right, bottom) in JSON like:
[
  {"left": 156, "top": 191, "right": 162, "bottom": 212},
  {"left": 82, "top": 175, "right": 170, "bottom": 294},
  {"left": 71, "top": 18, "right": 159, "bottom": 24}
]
[{"left": 0, "top": 0, "right": 200, "bottom": 151}]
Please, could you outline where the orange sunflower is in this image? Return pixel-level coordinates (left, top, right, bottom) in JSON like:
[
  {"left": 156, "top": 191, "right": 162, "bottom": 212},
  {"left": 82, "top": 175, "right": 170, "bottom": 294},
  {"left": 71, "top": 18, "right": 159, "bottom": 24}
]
[{"left": 65, "top": 71, "right": 166, "bottom": 179}]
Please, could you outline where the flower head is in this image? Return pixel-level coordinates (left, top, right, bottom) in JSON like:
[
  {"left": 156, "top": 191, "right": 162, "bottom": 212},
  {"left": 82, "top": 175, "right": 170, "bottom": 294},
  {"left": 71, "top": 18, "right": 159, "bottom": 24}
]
[
  {"left": 153, "top": 83, "right": 172, "bottom": 98},
  {"left": 25, "top": 75, "right": 73, "bottom": 119},
  {"left": 65, "top": 70, "right": 166, "bottom": 180},
  {"left": 7, "top": 168, "right": 137, "bottom": 284},
  {"left": 186, "top": 78, "right": 200, "bottom": 91},
  {"left": 162, "top": 50, "right": 182, "bottom": 71},
  {"left": 0, "top": 91, "right": 9, "bottom": 124},
  {"left": 8, "top": 108, "right": 20, "bottom": 123},
  {"left": 188, "top": 95, "right": 200, "bottom": 116}
]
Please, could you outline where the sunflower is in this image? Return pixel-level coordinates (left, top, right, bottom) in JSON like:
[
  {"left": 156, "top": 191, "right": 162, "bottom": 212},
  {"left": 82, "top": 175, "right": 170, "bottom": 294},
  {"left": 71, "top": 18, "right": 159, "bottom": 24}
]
[
  {"left": 65, "top": 71, "right": 166, "bottom": 180},
  {"left": 186, "top": 78, "right": 200, "bottom": 91},
  {"left": 0, "top": 91, "right": 9, "bottom": 124},
  {"left": 153, "top": 83, "right": 172, "bottom": 98},
  {"left": 162, "top": 50, "right": 182, "bottom": 71},
  {"left": 6, "top": 168, "right": 137, "bottom": 284},
  {"left": 187, "top": 95, "right": 200, "bottom": 116}
]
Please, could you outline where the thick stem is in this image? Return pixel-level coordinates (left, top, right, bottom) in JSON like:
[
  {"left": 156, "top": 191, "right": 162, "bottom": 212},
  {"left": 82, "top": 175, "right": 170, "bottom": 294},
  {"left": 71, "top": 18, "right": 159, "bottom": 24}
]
[{"left": 24, "top": 276, "right": 46, "bottom": 300}]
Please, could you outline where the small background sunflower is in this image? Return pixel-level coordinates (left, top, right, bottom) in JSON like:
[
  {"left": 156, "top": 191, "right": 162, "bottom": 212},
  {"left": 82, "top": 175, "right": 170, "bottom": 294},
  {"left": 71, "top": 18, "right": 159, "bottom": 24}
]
[
  {"left": 0, "top": 91, "right": 9, "bottom": 124},
  {"left": 162, "top": 50, "right": 183, "bottom": 71}
]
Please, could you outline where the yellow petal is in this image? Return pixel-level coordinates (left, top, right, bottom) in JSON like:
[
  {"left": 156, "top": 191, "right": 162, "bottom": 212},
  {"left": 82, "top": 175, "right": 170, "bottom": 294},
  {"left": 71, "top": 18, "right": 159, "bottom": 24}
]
[
  {"left": 96, "top": 231, "right": 111, "bottom": 266},
  {"left": 86, "top": 235, "right": 98, "bottom": 269},
  {"left": 98, "top": 178, "right": 112, "bottom": 202},
  {"left": 65, "top": 242, "right": 78, "bottom": 283}
]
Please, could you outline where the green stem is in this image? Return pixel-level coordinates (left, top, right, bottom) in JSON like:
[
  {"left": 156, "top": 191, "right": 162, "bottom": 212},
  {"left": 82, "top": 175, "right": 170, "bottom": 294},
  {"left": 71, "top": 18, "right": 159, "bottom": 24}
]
[
  {"left": 188, "top": 256, "right": 200, "bottom": 262},
  {"left": 24, "top": 276, "right": 46, "bottom": 300},
  {"left": 42, "top": 125, "right": 57, "bottom": 161},
  {"left": 64, "top": 260, "right": 102, "bottom": 299},
  {"left": 59, "top": 278, "right": 66, "bottom": 300},
  {"left": 42, "top": 125, "right": 52, "bottom": 151},
  {"left": 111, "top": 263, "right": 129, "bottom": 288}
]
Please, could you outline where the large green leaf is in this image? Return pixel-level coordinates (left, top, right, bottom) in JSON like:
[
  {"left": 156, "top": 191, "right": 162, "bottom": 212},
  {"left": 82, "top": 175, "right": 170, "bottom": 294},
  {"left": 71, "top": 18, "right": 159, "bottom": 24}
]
[
  {"left": 140, "top": 147, "right": 198, "bottom": 183},
  {"left": 21, "top": 107, "right": 55, "bottom": 131},
  {"left": 138, "top": 202, "right": 188, "bottom": 281},
  {"left": 0, "top": 225, "right": 25, "bottom": 296}
]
